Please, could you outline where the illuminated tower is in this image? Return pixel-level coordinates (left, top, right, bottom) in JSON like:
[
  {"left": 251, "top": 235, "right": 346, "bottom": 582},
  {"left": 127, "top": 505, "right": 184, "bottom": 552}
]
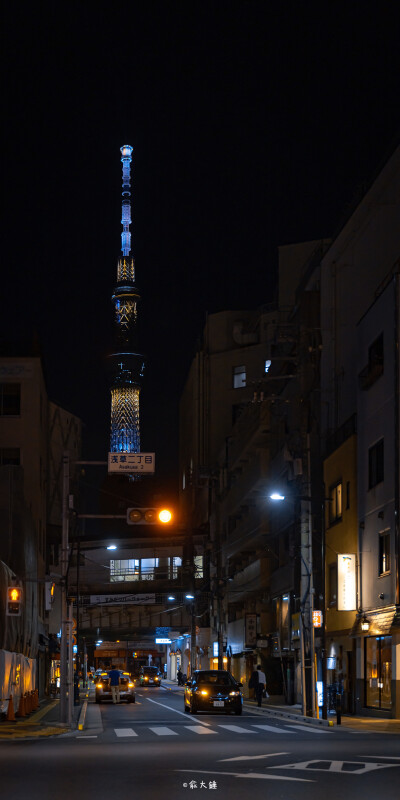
[{"left": 109, "top": 144, "right": 144, "bottom": 454}]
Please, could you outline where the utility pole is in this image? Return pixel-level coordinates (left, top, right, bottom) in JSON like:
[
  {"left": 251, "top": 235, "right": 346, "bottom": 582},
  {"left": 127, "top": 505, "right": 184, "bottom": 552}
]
[{"left": 60, "top": 452, "right": 71, "bottom": 725}]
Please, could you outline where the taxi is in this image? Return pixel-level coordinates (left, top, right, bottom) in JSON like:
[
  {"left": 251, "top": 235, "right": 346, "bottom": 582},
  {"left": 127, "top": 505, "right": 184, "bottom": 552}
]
[{"left": 95, "top": 671, "right": 136, "bottom": 703}]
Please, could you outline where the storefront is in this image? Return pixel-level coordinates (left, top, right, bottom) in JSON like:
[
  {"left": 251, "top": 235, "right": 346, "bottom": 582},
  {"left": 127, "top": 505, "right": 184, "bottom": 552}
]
[{"left": 365, "top": 635, "right": 392, "bottom": 710}]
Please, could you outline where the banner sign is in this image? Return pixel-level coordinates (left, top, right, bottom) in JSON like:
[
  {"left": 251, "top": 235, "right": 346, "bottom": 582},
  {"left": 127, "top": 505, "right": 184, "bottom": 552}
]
[
  {"left": 89, "top": 593, "right": 156, "bottom": 605},
  {"left": 245, "top": 614, "right": 257, "bottom": 647},
  {"left": 108, "top": 453, "right": 155, "bottom": 474},
  {"left": 337, "top": 553, "right": 356, "bottom": 611}
]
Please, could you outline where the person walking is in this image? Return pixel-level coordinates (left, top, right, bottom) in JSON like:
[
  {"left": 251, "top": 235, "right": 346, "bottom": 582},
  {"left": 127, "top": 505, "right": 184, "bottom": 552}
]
[
  {"left": 255, "top": 664, "right": 267, "bottom": 707},
  {"left": 108, "top": 667, "right": 121, "bottom": 704},
  {"left": 177, "top": 668, "right": 183, "bottom": 686}
]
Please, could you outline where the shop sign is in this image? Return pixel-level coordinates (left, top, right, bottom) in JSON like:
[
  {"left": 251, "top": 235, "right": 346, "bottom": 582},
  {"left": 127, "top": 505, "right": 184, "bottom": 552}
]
[
  {"left": 337, "top": 553, "right": 356, "bottom": 611},
  {"left": 245, "top": 614, "right": 257, "bottom": 647},
  {"left": 312, "top": 610, "right": 323, "bottom": 627}
]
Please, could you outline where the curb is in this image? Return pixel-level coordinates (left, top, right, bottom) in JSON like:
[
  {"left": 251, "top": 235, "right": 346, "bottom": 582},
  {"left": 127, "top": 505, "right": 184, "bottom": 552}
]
[
  {"left": 242, "top": 702, "right": 334, "bottom": 727},
  {"left": 78, "top": 700, "right": 88, "bottom": 731}
]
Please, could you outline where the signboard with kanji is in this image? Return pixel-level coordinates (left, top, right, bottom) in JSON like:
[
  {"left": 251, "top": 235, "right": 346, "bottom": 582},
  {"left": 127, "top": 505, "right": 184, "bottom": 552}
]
[
  {"left": 312, "top": 610, "right": 323, "bottom": 627},
  {"left": 245, "top": 614, "right": 257, "bottom": 647},
  {"left": 108, "top": 452, "right": 155, "bottom": 473}
]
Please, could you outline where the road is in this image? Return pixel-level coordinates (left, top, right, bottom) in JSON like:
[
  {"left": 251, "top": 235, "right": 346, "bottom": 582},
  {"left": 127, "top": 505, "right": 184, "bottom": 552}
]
[{"left": 1, "top": 685, "right": 399, "bottom": 800}]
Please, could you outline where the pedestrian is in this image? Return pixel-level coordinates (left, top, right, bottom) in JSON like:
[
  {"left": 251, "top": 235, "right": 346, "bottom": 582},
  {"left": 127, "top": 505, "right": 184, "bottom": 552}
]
[
  {"left": 108, "top": 667, "right": 121, "bottom": 703},
  {"left": 177, "top": 668, "right": 183, "bottom": 686},
  {"left": 255, "top": 664, "right": 267, "bottom": 707},
  {"left": 248, "top": 666, "right": 259, "bottom": 700}
]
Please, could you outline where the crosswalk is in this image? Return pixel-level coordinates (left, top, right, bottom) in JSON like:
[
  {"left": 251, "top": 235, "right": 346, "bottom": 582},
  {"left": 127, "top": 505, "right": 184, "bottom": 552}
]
[{"left": 102, "top": 721, "right": 335, "bottom": 740}]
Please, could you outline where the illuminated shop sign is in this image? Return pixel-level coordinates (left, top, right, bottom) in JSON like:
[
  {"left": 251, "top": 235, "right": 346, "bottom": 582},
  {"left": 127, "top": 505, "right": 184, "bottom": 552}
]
[{"left": 337, "top": 553, "right": 356, "bottom": 611}]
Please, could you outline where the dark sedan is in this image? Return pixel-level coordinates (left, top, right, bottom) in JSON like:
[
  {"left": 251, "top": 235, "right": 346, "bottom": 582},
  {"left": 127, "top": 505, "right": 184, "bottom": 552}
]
[{"left": 184, "top": 670, "right": 243, "bottom": 715}]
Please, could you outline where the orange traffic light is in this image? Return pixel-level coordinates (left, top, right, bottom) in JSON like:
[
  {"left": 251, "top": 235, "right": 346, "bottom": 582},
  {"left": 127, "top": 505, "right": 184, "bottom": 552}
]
[
  {"left": 126, "top": 507, "right": 173, "bottom": 525},
  {"left": 7, "top": 586, "right": 23, "bottom": 616}
]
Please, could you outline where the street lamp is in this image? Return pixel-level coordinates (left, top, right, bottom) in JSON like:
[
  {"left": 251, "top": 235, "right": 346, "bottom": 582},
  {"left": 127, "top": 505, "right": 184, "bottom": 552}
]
[{"left": 269, "top": 490, "right": 318, "bottom": 718}]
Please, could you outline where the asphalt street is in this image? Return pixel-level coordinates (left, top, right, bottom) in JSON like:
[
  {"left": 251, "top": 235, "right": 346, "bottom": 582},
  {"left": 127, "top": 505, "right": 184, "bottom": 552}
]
[{"left": 1, "top": 686, "right": 399, "bottom": 800}]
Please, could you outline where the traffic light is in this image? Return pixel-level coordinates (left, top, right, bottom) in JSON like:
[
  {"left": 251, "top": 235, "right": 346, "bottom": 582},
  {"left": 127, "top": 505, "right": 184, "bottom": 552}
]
[
  {"left": 126, "top": 507, "right": 173, "bottom": 525},
  {"left": 6, "top": 586, "right": 23, "bottom": 616}
]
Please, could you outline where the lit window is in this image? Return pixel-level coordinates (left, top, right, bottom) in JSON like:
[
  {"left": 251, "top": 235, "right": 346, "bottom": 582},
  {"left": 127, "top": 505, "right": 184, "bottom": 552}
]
[
  {"left": 379, "top": 530, "right": 391, "bottom": 575},
  {"left": 141, "top": 558, "right": 158, "bottom": 580},
  {"left": 369, "top": 439, "right": 384, "bottom": 489},
  {"left": 329, "top": 482, "right": 342, "bottom": 523},
  {"left": 233, "top": 365, "right": 246, "bottom": 389},
  {"left": 265, "top": 359, "right": 271, "bottom": 373},
  {"left": 194, "top": 555, "right": 203, "bottom": 579},
  {"left": 110, "top": 559, "right": 139, "bottom": 582}
]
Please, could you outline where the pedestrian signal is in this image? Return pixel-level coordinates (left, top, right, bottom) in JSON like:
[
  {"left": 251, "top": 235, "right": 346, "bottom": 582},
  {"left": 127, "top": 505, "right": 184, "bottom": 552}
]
[
  {"left": 126, "top": 507, "right": 173, "bottom": 525},
  {"left": 7, "top": 586, "right": 23, "bottom": 616}
]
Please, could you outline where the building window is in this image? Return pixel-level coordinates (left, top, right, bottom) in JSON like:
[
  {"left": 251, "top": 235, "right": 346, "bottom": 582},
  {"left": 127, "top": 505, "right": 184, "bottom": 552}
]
[
  {"left": 233, "top": 365, "right": 246, "bottom": 389},
  {"left": 0, "top": 383, "right": 21, "bottom": 415},
  {"left": 379, "top": 530, "right": 391, "bottom": 575},
  {"left": 194, "top": 555, "right": 203, "bottom": 579},
  {"left": 369, "top": 333, "right": 384, "bottom": 373},
  {"left": 369, "top": 439, "right": 384, "bottom": 488},
  {"left": 329, "top": 482, "right": 342, "bottom": 523},
  {"left": 141, "top": 558, "right": 158, "bottom": 580},
  {"left": 264, "top": 359, "right": 271, "bottom": 373},
  {"left": 0, "top": 447, "right": 20, "bottom": 465},
  {"left": 110, "top": 559, "right": 139, "bottom": 582},
  {"left": 328, "top": 563, "right": 337, "bottom": 606},
  {"left": 365, "top": 635, "right": 392, "bottom": 710}
]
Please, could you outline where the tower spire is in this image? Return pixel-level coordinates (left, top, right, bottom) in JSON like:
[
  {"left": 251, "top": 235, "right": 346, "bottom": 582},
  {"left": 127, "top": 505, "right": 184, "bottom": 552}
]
[{"left": 108, "top": 144, "right": 144, "bottom": 456}]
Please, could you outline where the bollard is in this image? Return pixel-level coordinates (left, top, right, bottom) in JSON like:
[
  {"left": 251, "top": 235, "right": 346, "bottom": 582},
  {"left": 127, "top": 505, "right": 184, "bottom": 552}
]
[
  {"left": 6, "top": 695, "right": 16, "bottom": 722},
  {"left": 336, "top": 691, "right": 342, "bottom": 725}
]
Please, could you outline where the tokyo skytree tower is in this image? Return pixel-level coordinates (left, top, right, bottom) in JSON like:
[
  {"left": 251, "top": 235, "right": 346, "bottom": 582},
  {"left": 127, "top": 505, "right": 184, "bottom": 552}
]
[{"left": 109, "top": 145, "right": 144, "bottom": 454}]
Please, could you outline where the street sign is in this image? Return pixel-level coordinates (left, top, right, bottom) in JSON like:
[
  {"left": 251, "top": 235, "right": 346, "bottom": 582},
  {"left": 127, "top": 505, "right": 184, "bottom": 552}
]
[
  {"left": 108, "top": 452, "right": 155, "bottom": 473},
  {"left": 312, "top": 610, "right": 323, "bottom": 627}
]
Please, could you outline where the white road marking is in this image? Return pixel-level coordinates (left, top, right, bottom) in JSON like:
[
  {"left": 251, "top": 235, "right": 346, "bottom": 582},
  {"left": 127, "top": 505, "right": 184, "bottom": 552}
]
[
  {"left": 217, "top": 724, "right": 257, "bottom": 734},
  {"left": 176, "top": 769, "right": 314, "bottom": 783},
  {"left": 114, "top": 728, "right": 138, "bottom": 737},
  {"left": 219, "top": 752, "right": 289, "bottom": 762},
  {"left": 252, "top": 724, "right": 295, "bottom": 734},
  {"left": 148, "top": 726, "right": 178, "bottom": 736},
  {"left": 76, "top": 735, "right": 98, "bottom": 739},
  {"left": 144, "top": 697, "right": 210, "bottom": 725},
  {"left": 269, "top": 759, "right": 398, "bottom": 774},
  {"left": 184, "top": 726, "right": 218, "bottom": 734},
  {"left": 285, "top": 724, "right": 330, "bottom": 734}
]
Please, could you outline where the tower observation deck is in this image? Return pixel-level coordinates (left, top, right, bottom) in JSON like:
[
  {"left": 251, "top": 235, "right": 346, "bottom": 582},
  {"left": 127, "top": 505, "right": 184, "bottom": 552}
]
[{"left": 108, "top": 144, "right": 145, "bottom": 454}]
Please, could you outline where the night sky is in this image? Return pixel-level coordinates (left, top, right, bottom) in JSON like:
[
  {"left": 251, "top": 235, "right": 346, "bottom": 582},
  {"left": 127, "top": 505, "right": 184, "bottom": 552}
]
[{"left": 2, "top": 2, "right": 400, "bottom": 496}]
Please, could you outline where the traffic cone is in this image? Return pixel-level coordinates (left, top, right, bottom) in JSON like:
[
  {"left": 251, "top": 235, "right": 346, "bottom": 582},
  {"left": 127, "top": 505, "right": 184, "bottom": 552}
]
[
  {"left": 26, "top": 692, "right": 32, "bottom": 713},
  {"left": 6, "top": 695, "right": 16, "bottom": 722},
  {"left": 34, "top": 688, "right": 39, "bottom": 709},
  {"left": 16, "top": 693, "right": 26, "bottom": 717}
]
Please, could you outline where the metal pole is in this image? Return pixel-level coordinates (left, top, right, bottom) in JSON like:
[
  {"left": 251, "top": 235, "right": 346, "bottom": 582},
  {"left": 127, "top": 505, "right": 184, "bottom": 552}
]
[
  {"left": 60, "top": 453, "right": 69, "bottom": 724},
  {"left": 67, "top": 602, "right": 73, "bottom": 724},
  {"left": 321, "top": 498, "right": 328, "bottom": 719}
]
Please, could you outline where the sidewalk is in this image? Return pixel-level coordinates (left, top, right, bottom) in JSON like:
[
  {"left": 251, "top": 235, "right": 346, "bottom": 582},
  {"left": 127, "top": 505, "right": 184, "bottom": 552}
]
[
  {"left": 162, "top": 679, "right": 400, "bottom": 732},
  {"left": 0, "top": 691, "right": 85, "bottom": 740}
]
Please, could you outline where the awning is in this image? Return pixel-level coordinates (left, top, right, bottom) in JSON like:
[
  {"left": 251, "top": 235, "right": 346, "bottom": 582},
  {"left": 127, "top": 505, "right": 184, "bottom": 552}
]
[{"left": 350, "top": 606, "right": 400, "bottom": 637}]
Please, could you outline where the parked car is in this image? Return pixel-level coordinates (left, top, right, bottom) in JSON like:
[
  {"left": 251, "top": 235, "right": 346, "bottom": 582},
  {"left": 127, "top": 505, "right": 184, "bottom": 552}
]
[
  {"left": 184, "top": 670, "right": 243, "bottom": 715},
  {"left": 95, "top": 671, "right": 136, "bottom": 703},
  {"left": 139, "top": 666, "right": 162, "bottom": 686}
]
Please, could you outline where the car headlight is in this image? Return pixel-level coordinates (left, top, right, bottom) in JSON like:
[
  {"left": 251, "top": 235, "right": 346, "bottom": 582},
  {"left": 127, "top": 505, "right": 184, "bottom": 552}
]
[
  {"left": 128, "top": 683, "right": 134, "bottom": 688},
  {"left": 145, "top": 676, "right": 149, "bottom": 681},
  {"left": 229, "top": 691, "right": 240, "bottom": 696},
  {"left": 200, "top": 690, "right": 208, "bottom": 696}
]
